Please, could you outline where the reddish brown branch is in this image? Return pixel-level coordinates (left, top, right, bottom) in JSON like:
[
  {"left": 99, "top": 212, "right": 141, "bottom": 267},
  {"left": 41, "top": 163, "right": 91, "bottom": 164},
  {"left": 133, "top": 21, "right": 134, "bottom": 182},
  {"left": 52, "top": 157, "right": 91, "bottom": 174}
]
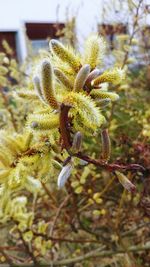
[
  {"left": 59, "top": 103, "right": 72, "bottom": 150},
  {"left": 75, "top": 152, "right": 145, "bottom": 172}
]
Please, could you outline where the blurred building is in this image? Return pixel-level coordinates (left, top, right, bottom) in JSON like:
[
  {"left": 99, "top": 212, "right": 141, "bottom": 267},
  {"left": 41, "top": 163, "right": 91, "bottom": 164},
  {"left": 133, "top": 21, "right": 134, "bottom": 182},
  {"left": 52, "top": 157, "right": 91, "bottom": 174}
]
[{"left": 0, "top": 0, "right": 150, "bottom": 62}]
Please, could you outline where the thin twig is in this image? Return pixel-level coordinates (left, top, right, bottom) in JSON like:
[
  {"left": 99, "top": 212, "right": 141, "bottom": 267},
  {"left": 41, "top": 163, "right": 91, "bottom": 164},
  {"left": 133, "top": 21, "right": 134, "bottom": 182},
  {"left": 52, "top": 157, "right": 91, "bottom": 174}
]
[
  {"left": 49, "top": 194, "right": 70, "bottom": 237},
  {"left": 121, "top": 0, "right": 143, "bottom": 68},
  {"left": 3, "top": 243, "right": 150, "bottom": 267}
]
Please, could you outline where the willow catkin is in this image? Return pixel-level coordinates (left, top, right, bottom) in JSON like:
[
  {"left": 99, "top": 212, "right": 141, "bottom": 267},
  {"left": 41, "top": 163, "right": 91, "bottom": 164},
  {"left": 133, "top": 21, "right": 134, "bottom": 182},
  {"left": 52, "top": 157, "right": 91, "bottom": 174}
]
[
  {"left": 17, "top": 90, "right": 37, "bottom": 99},
  {"left": 90, "top": 90, "right": 119, "bottom": 102},
  {"left": 92, "top": 68, "right": 125, "bottom": 86},
  {"left": 29, "top": 113, "right": 59, "bottom": 131},
  {"left": 50, "top": 39, "right": 80, "bottom": 72},
  {"left": 83, "top": 34, "right": 106, "bottom": 69},
  {"left": 54, "top": 68, "right": 73, "bottom": 90},
  {"left": 33, "top": 75, "right": 46, "bottom": 104},
  {"left": 41, "top": 60, "right": 59, "bottom": 109},
  {"left": 74, "top": 64, "right": 90, "bottom": 92},
  {"left": 0, "top": 169, "right": 10, "bottom": 182},
  {"left": 62, "top": 92, "right": 105, "bottom": 131},
  {"left": 101, "top": 129, "right": 111, "bottom": 162}
]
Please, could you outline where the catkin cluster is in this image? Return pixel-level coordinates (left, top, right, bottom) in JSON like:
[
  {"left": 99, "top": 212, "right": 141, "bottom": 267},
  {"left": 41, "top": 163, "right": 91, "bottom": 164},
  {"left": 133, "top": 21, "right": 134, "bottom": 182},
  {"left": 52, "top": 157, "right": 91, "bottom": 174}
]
[
  {"left": 18, "top": 34, "right": 125, "bottom": 138},
  {"left": 3, "top": 35, "right": 126, "bottom": 192}
]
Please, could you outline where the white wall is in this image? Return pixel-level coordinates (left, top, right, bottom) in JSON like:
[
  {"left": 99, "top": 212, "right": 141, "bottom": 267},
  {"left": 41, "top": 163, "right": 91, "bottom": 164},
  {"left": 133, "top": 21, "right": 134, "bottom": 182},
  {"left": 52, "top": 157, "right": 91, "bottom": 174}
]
[{"left": 0, "top": 0, "right": 105, "bottom": 60}]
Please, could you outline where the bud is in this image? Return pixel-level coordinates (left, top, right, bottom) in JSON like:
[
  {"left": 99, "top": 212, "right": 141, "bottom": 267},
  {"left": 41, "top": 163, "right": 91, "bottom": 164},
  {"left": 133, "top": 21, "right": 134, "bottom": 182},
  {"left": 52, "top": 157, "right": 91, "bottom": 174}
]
[
  {"left": 41, "top": 60, "right": 59, "bottom": 109},
  {"left": 31, "top": 121, "right": 38, "bottom": 129},
  {"left": 54, "top": 68, "right": 73, "bottom": 90},
  {"left": 74, "top": 185, "right": 83, "bottom": 194},
  {"left": 85, "top": 68, "right": 101, "bottom": 85},
  {"left": 71, "top": 180, "right": 80, "bottom": 188},
  {"left": 71, "top": 131, "right": 82, "bottom": 153},
  {"left": 33, "top": 75, "right": 46, "bottom": 104},
  {"left": 74, "top": 64, "right": 90, "bottom": 92},
  {"left": 57, "top": 163, "right": 72, "bottom": 189},
  {"left": 23, "top": 231, "right": 33, "bottom": 243},
  {"left": 101, "top": 129, "right": 111, "bottom": 162},
  {"left": 52, "top": 159, "right": 62, "bottom": 170},
  {"left": 115, "top": 171, "right": 136, "bottom": 193}
]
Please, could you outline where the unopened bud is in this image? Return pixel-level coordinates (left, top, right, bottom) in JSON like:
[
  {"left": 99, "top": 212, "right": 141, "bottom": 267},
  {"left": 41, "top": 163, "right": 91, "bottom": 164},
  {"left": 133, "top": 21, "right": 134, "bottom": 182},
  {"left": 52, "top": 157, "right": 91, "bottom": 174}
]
[
  {"left": 57, "top": 163, "right": 72, "bottom": 188},
  {"left": 33, "top": 75, "right": 46, "bottom": 104},
  {"left": 101, "top": 129, "right": 111, "bottom": 162},
  {"left": 115, "top": 171, "right": 136, "bottom": 193},
  {"left": 72, "top": 131, "right": 82, "bottom": 153},
  {"left": 85, "top": 68, "right": 101, "bottom": 85},
  {"left": 54, "top": 68, "right": 73, "bottom": 90},
  {"left": 31, "top": 121, "right": 38, "bottom": 129},
  {"left": 74, "top": 64, "right": 90, "bottom": 92}
]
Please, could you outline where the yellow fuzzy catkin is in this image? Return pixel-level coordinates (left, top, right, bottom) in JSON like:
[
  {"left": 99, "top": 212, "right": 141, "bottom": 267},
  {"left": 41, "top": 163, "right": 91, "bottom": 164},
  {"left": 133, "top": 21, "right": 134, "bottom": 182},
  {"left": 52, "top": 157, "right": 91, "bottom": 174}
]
[
  {"left": 0, "top": 169, "right": 10, "bottom": 182},
  {"left": 50, "top": 39, "right": 81, "bottom": 72},
  {"left": 17, "top": 90, "right": 38, "bottom": 100},
  {"left": 0, "top": 151, "right": 11, "bottom": 167},
  {"left": 20, "top": 154, "right": 40, "bottom": 165},
  {"left": 22, "top": 132, "right": 33, "bottom": 151},
  {"left": 62, "top": 92, "right": 105, "bottom": 131},
  {"left": 33, "top": 76, "right": 46, "bottom": 104},
  {"left": 73, "top": 64, "right": 90, "bottom": 92},
  {"left": 90, "top": 90, "right": 119, "bottom": 102},
  {"left": 83, "top": 34, "right": 106, "bottom": 69},
  {"left": 54, "top": 68, "right": 73, "bottom": 90},
  {"left": 1, "top": 136, "right": 23, "bottom": 155},
  {"left": 28, "top": 113, "right": 59, "bottom": 131},
  {"left": 41, "top": 60, "right": 59, "bottom": 110},
  {"left": 91, "top": 68, "right": 125, "bottom": 86}
]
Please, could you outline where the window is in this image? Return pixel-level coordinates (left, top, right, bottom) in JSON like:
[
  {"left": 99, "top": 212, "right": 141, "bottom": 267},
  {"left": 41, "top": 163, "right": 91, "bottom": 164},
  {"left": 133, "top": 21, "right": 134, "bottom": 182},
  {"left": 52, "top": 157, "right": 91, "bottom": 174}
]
[
  {"left": 98, "top": 23, "right": 127, "bottom": 49},
  {"left": 0, "top": 31, "right": 18, "bottom": 59},
  {"left": 25, "top": 23, "right": 65, "bottom": 54}
]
